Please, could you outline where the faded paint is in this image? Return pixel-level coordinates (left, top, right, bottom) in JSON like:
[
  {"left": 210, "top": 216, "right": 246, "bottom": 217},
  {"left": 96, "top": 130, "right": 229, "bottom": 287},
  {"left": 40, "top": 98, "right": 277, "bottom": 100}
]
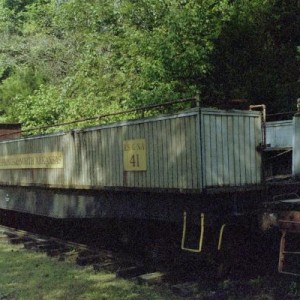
[
  {"left": 0, "top": 108, "right": 262, "bottom": 192},
  {"left": 0, "top": 152, "right": 63, "bottom": 169},
  {"left": 123, "top": 139, "right": 146, "bottom": 171},
  {"left": 266, "top": 120, "right": 293, "bottom": 149}
]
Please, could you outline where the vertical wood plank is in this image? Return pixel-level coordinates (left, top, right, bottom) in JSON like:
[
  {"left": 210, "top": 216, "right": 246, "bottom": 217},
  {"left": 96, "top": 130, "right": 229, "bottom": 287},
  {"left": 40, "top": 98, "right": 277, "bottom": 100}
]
[
  {"left": 216, "top": 115, "right": 223, "bottom": 185},
  {"left": 143, "top": 122, "right": 151, "bottom": 187},
  {"left": 171, "top": 118, "right": 178, "bottom": 188},
  {"left": 175, "top": 118, "right": 182, "bottom": 189},
  {"left": 227, "top": 116, "right": 235, "bottom": 186},
  {"left": 210, "top": 115, "right": 218, "bottom": 186},
  {"left": 162, "top": 119, "right": 169, "bottom": 189},
  {"left": 203, "top": 114, "right": 212, "bottom": 187},
  {"left": 233, "top": 116, "right": 240, "bottom": 185},
  {"left": 244, "top": 117, "right": 251, "bottom": 184},
  {"left": 255, "top": 116, "right": 262, "bottom": 182},
  {"left": 221, "top": 116, "right": 229, "bottom": 186}
]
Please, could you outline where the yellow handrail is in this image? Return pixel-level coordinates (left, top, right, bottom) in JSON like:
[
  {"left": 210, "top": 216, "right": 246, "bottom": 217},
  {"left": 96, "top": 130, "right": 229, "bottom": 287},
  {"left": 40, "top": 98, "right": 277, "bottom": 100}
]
[
  {"left": 217, "top": 224, "right": 227, "bottom": 251},
  {"left": 181, "top": 211, "right": 205, "bottom": 253}
]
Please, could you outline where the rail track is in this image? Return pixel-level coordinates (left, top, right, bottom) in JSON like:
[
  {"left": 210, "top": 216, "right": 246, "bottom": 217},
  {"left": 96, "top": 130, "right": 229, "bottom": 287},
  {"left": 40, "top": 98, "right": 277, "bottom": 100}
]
[
  {"left": 0, "top": 220, "right": 214, "bottom": 299},
  {"left": 0, "top": 209, "right": 281, "bottom": 299},
  {"left": 0, "top": 224, "right": 148, "bottom": 274}
]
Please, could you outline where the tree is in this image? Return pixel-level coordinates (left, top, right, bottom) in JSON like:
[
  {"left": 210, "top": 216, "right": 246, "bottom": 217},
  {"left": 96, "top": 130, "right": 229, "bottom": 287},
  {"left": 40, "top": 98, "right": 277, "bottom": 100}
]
[
  {"left": 203, "top": 0, "right": 300, "bottom": 113},
  {"left": 6, "top": 0, "right": 233, "bottom": 130},
  {"left": 0, "top": 0, "right": 299, "bottom": 130}
]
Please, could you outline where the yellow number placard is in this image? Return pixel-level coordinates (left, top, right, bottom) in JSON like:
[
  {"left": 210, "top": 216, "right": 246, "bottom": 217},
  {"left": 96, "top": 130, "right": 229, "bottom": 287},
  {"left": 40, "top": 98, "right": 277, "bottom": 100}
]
[
  {"left": 123, "top": 139, "right": 146, "bottom": 171},
  {"left": 0, "top": 152, "right": 64, "bottom": 169}
]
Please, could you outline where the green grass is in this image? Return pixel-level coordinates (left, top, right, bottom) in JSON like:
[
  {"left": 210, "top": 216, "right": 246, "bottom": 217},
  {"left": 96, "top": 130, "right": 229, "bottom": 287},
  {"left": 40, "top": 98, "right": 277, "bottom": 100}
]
[
  {"left": 2, "top": 240, "right": 300, "bottom": 300},
  {"left": 0, "top": 242, "right": 180, "bottom": 300}
]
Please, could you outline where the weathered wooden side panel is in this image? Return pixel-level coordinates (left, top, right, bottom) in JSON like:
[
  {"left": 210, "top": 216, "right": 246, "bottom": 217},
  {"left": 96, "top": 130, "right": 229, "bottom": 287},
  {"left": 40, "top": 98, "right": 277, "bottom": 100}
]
[
  {"left": 201, "top": 110, "right": 262, "bottom": 187},
  {"left": 293, "top": 115, "right": 300, "bottom": 178},
  {"left": 0, "top": 134, "right": 66, "bottom": 186},
  {"left": 19, "top": 110, "right": 200, "bottom": 191},
  {"left": 72, "top": 128, "right": 114, "bottom": 188},
  {"left": 0, "top": 108, "right": 262, "bottom": 194},
  {"left": 266, "top": 120, "right": 293, "bottom": 149},
  {"left": 133, "top": 115, "right": 201, "bottom": 190}
]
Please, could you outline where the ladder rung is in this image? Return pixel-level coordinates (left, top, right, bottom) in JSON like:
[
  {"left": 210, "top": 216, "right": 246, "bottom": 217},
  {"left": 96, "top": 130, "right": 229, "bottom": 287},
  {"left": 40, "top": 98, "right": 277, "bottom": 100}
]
[
  {"left": 279, "top": 220, "right": 300, "bottom": 224},
  {"left": 283, "top": 251, "right": 300, "bottom": 255},
  {"left": 279, "top": 271, "right": 300, "bottom": 277}
]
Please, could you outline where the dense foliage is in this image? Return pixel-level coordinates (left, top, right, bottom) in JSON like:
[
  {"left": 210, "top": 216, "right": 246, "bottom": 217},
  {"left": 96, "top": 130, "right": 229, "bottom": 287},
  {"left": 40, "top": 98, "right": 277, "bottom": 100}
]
[{"left": 0, "top": 0, "right": 299, "bottom": 130}]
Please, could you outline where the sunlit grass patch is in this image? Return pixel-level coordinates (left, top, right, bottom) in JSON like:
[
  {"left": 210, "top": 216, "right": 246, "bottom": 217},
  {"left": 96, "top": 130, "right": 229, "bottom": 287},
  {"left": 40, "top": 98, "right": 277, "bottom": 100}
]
[{"left": 0, "top": 242, "right": 180, "bottom": 300}]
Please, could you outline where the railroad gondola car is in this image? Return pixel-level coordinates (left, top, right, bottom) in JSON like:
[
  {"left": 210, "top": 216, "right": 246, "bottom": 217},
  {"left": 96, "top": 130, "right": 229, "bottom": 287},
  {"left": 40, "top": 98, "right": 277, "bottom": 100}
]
[
  {"left": 0, "top": 99, "right": 298, "bottom": 259},
  {"left": 0, "top": 100, "right": 299, "bottom": 260}
]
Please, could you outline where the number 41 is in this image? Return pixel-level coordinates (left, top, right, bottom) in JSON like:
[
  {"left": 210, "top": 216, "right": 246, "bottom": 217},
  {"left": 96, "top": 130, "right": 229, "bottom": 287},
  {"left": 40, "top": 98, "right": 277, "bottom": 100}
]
[{"left": 130, "top": 154, "right": 140, "bottom": 167}]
